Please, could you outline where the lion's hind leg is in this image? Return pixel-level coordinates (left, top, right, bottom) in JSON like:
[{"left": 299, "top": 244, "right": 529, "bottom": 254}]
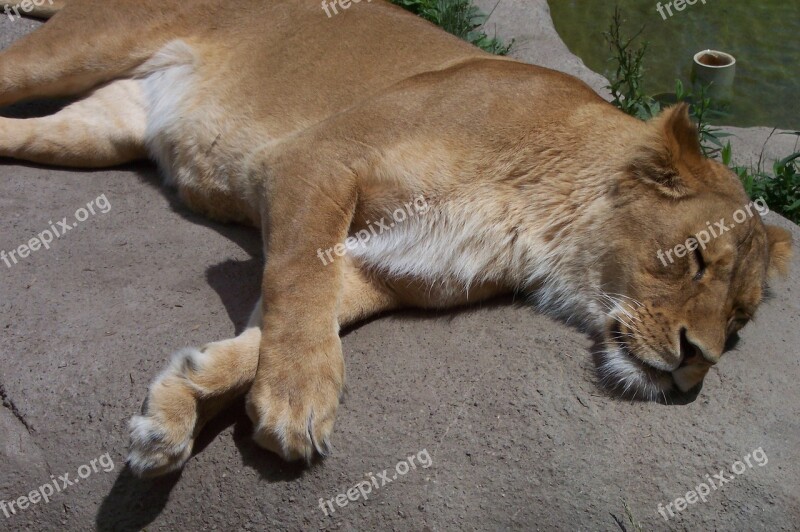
[
  {"left": 0, "top": 0, "right": 178, "bottom": 107},
  {"left": 0, "top": 79, "right": 146, "bottom": 167}
]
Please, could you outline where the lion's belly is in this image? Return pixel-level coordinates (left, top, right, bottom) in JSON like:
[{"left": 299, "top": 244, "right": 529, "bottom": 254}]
[{"left": 137, "top": 42, "right": 265, "bottom": 226}]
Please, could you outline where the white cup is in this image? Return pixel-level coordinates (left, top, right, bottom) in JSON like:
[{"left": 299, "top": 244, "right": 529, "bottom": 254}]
[{"left": 692, "top": 50, "right": 736, "bottom": 104}]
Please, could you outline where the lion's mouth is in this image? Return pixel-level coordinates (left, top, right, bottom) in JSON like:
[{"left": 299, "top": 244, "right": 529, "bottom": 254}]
[{"left": 598, "top": 322, "right": 676, "bottom": 401}]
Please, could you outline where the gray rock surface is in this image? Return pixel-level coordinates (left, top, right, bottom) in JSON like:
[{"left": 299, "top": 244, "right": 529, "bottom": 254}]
[
  {"left": 1, "top": 3, "right": 798, "bottom": 530},
  {"left": 721, "top": 126, "right": 800, "bottom": 169},
  {"left": 475, "top": 0, "right": 611, "bottom": 96}
]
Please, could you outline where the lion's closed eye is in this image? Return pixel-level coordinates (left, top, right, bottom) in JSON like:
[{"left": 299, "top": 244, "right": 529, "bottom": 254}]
[{"left": 691, "top": 246, "right": 707, "bottom": 281}]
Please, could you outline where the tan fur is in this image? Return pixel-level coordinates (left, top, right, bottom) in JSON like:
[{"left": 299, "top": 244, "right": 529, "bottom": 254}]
[{"left": 1, "top": 0, "right": 791, "bottom": 477}]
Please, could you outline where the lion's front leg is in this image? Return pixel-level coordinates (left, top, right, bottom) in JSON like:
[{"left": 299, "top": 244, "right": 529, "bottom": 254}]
[
  {"left": 245, "top": 147, "right": 361, "bottom": 462},
  {"left": 246, "top": 322, "right": 345, "bottom": 461},
  {"left": 128, "top": 314, "right": 262, "bottom": 478},
  {"left": 127, "top": 253, "right": 399, "bottom": 477}
]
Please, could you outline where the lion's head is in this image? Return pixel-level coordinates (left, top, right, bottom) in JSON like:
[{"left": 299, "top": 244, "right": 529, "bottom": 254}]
[{"left": 597, "top": 104, "right": 792, "bottom": 401}]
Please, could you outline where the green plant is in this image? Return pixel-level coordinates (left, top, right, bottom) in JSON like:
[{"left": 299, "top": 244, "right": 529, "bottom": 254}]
[
  {"left": 724, "top": 134, "right": 800, "bottom": 224},
  {"left": 673, "top": 79, "right": 731, "bottom": 158},
  {"left": 603, "top": 7, "right": 661, "bottom": 120},
  {"left": 603, "top": 8, "right": 729, "bottom": 156},
  {"left": 620, "top": 498, "right": 644, "bottom": 532},
  {"left": 391, "top": 0, "right": 513, "bottom": 55}
]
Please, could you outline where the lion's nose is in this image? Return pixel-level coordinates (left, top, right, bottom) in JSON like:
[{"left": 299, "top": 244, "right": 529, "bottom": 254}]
[{"left": 679, "top": 328, "right": 720, "bottom": 365}]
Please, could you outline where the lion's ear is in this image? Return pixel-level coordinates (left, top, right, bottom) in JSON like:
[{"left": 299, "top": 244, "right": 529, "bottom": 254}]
[
  {"left": 629, "top": 103, "right": 702, "bottom": 198},
  {"left": 765, "top": 225, "right": 792, "bottom": 278},
  {"left": 656, "top": 103, "right": 703, "bottom": 162}
]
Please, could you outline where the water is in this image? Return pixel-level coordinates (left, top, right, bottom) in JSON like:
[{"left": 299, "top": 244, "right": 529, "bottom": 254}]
[{"left": 549, "top": 0, "right": 800, "bottom": 130}]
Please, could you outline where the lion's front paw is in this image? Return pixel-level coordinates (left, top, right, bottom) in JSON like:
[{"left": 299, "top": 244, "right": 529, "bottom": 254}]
[
  {"left": 127, "top": 414, "right": 194, "bottom": 478},
  {"left": 126, "top": 347, "right": 205, "bottom": 477},
  {"left": 245, "top": 339, "right": 344, "bottom": 462}
]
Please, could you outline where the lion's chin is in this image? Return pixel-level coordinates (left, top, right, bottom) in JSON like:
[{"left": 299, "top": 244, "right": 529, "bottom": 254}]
[{"left": 597, "top": 345, "right": 675, "bottom": 401}]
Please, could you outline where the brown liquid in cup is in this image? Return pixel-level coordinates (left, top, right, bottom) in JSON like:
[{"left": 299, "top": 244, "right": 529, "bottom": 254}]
[{"left": 698, "top": 53, "right": 733, "bottom": 67}]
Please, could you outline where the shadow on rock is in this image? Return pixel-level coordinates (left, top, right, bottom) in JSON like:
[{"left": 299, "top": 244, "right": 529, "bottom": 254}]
[
  {"left": 132, "top": 162, "right": 265, "bottom": 333},
  {"left": 229, "top": 398, "right": 313, "bottom": 482},
  {"left": 205, "top": 258, "right": 262, "bottom": 334},
  {"left": 95, "top": 467, "right": 182, "bottom": 532},
  {"left": 95, "top": 398, "right": 306, "bottom": 530},
  {"left": 0, "top": 98, "right": 73, "bottom": 118}
]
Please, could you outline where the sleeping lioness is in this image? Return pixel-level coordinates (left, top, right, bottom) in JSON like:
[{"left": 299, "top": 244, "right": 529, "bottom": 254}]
[{"left": 0, "top": 0, "right": 791, "bottom": 478}]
